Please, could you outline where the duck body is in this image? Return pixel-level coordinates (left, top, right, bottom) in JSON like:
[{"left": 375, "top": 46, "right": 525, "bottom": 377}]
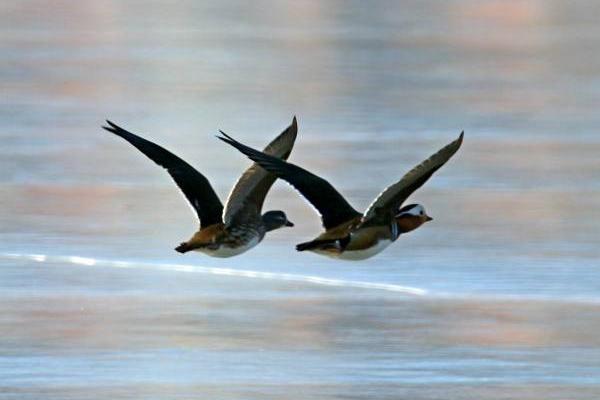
[
  {"left": 175, "top": 210, "right": 293, "bottom": 257},
  {"left": 309, "top": 231, "right": 394, "bottom": 260},
  {"left": 296, "top": 213, "right": 428, "bottom": 260},
  {"left": 177, "top": 222, "right": 264, "bottom": 258}
]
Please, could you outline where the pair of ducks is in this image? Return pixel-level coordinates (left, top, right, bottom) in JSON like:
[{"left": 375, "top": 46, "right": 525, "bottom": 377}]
[{"left": 103, "top": 118, "right": 463, "bottom": 260}]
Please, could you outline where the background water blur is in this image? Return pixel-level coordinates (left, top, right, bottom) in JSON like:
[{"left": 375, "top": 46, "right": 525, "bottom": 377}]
[{"left": 1, "top": 1, "right": 600, "bottom": 399}]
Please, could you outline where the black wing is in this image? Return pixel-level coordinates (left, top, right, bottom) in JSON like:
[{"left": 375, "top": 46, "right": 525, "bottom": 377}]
[
  {"left": 103, "top": 120, "right": 224, "bottom": 227},
  {"left": 217, "top": 131, "right": 361, "bottom": 230}
]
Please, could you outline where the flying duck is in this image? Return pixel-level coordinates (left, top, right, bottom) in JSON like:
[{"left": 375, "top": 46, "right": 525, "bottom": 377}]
[
  {"left": 103, "top": 118, "right": 297, "bottom": 257},
  {"left": 218, "top": 130, "right": 463, "bottom": 260}
]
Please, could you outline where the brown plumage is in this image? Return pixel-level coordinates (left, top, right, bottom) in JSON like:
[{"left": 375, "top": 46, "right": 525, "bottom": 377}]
[
  {"left": 219, "top": 130, "right": 463, "bottom": 260},
  {"left": 103, "top": 118, "right": 297, "bottom": 257}
]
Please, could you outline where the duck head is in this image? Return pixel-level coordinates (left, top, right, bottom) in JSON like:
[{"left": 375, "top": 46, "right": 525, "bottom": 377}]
[
  {"left": 395, "top": 203, "right": 432, "bottom": 234},
  {"left": 262, "top": 210, "right": 294, "bottom": 232}
]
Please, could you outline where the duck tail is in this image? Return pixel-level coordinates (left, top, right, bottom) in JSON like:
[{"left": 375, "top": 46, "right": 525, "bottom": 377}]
[
  {"left": 175, "top": 242, "right": 192, "bottom": 253},
  {"left": 296, "top": 240, "right": 317, "bottom": 252},
  {"left": 296, "top": 239, "right": 335, "bottom": 252}
]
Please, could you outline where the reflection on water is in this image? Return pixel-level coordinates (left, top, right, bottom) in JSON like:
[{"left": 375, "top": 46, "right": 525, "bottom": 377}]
[
  {"left": 1, "top": 256, "right": 600, "bottom": 399},
  {"left": 2, "top": 0, "right": 600, "bottom": 399}
]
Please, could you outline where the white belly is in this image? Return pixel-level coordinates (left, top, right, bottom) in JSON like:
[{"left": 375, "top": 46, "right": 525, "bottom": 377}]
[
  {"left": 195, "top": 236, "right": 260, "bottom": 258},
  {"left": 313, "top": 239, "right": 392, "bottom": 261},
  {"left": 336, "top": 239, "right": 392, "bottom": 261}
]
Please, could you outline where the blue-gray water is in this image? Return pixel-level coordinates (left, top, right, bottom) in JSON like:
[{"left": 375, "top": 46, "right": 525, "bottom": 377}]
[{"left": 1, "top": 1, "right": 600, "bottom": 399}]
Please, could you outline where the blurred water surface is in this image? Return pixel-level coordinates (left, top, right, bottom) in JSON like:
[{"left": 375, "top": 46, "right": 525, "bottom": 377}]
[{"left": 1, "top": 1, "right": 600, "bottom": 399}]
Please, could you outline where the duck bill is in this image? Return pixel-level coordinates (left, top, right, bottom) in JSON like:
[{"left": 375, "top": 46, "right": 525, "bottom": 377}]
[
  {"left": 425, "top": 216, "right": 433, "bottom": 222},
  {"left": 285, "top": 221, "right": 295, "bottom": 227}
]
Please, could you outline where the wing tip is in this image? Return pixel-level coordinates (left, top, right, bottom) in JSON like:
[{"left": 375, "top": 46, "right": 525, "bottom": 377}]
[
  {"left": 288, "top": 115, "right": 299, "bottom": 142},
  {"left": 102, "top": 120, "right": 116, "bottom": 133},
  {"left": 216, "top": 130, "right": 238, "bottom": 146},
  {"left": 102, "top": 119, "right": 125, "bottom": 135},
  {"left": 218, "top": 129, "right": 231, "bottom": 138},
  {"left": 281, "top": 116, "right": 298, "bottom": 138},
  {"left": 217, "top": 131, "right": 258, "bottom": 160},
  {"left": 453, "top": 130, "right": 465, "bottom": 150}
]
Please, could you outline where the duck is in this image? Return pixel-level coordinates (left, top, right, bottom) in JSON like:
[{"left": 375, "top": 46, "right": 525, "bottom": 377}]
[
  {"left": 102, "top": 118, "right": 297, "bottom": 257},
  {"left": 218, "top": 129, "right": 463, "bottom": 260}
]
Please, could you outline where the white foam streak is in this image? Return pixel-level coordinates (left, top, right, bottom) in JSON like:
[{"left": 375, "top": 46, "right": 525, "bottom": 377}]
[
  {"left": 0, "top": 252, "right": 427, "bottom": 296},
  {"left": 68, "top": 256, "right": 97, "bottom": 266}
]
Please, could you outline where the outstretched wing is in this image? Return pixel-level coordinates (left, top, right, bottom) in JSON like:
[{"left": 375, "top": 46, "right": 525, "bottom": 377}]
[
  {"left": 218, "top": 132, "right": 361, "bottom": 230},
  {"left": 103, "top": 120, "right": 224, "bottom": 227},
  {"left": 361, "top": 132, "right": 464, "bottom": 225},
  {"left": 222, "top": 117, "right": 298, "bottom": 226}
]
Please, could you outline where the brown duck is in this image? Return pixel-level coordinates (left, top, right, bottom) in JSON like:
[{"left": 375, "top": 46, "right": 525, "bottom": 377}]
[
  {"left": 218, "top": 129, "right": 463, "bottom": 260},
  {"left": 103, "top": 118, "right": 297, "bottom": 257}
]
